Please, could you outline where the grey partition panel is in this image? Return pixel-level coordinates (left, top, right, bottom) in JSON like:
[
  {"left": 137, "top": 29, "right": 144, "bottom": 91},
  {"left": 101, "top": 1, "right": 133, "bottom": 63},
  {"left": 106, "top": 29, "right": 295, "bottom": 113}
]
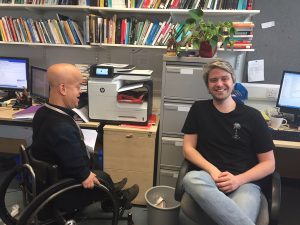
[
  {"left": 245, "top": 1, "right": 300, "bottom": 84},
  {"left": 162, "top": 102, "right": 192, "bottom": 134},
  {"left": 164, "top": 66, "right": 211, "bottom": 100},
  {"left": 161, "top": 137, "right": 184, "bottom": 169}
]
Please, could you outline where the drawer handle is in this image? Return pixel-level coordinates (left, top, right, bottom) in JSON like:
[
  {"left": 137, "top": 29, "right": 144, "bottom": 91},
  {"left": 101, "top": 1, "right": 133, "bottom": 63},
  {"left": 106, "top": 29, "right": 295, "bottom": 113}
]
[{"left": 126, "top": 134, "right": 133, "bottom": 138}]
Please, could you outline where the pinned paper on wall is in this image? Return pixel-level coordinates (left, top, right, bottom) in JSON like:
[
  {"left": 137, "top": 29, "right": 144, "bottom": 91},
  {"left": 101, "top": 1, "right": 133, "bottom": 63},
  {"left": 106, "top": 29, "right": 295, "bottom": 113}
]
[
  {"left": 261, "top": 21, "right": 275, "bottom": 29},
  {"left": 248, "top": 60, "right": 264, "bottom": 82}
]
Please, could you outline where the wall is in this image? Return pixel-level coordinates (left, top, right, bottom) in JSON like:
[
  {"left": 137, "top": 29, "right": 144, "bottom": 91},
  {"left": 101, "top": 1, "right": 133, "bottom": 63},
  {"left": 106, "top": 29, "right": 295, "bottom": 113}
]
[{"left": 245, "top": 0, "right": 300, "bottom": 84}]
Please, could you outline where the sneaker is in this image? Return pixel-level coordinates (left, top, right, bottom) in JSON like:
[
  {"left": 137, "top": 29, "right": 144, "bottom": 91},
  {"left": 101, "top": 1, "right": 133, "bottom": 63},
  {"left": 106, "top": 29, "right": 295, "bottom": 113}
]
[
  {"left": 114, "top": 177, "right": 127, "bottom": 192},
  {"left": 120, "top": 184, "right": 139, "bottom": 209}
]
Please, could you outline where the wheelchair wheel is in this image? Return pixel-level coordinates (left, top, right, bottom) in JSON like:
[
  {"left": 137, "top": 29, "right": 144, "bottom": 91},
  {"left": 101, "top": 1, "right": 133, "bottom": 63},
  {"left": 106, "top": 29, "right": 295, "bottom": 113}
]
[
  {"left": 17, "top": 179, "right": 119, "bottom": 225},
  {"left": 0, "top": 165, "right": 28, "bottom": 225}
]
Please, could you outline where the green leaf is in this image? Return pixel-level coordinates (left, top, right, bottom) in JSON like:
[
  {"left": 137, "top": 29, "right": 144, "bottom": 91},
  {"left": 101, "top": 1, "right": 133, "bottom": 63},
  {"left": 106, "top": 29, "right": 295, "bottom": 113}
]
[
  {"left": 209, "top": 36, "right": 218, "bottom": 50},
  {"left": 185, "top": 18, "right": 196, "bottom": 25},
  {"left": 189, "top": 9, "right": 204, "bottom": 20}
]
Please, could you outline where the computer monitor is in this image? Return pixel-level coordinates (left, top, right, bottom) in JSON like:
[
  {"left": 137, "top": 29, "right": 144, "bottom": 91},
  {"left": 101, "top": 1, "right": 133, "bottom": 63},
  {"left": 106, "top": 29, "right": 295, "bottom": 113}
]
[
  {"left": 276, "top": 70, "right": 300, "bottom": 127},
  {"left": 30, "top": 66, "right": 49, "bottom": 102},
  {"left": 0, "top": 56, "right": 29, "bottom": 99}
]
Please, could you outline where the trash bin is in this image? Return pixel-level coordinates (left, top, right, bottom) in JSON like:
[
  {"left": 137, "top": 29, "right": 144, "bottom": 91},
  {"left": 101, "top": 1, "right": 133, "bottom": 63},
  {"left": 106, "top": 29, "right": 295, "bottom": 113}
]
[{"left": 145, "top": 186, "right": 180, "bottom": 225}]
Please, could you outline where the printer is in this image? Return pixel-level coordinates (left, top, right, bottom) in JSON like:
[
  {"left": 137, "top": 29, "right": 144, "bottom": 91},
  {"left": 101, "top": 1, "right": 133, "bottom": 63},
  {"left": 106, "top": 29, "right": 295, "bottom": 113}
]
[{"left": 88, "top": 65, "right": 153, "bottom": 125}]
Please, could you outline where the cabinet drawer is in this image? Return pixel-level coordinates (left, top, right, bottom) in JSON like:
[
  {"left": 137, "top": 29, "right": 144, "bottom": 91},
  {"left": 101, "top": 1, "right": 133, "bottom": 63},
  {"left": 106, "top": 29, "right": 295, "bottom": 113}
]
[
  {"left": 159, "top": 169, "right": 179, "bottom": 188},
  {"left": 161, "top": 137, "right": 184, "bottom": 168},
  {"left": 164, "top": 66, "right": 211, "bottom": 100},
  {"left": 104, "top": 130, "right": 155, "bottom": 172},
  {"left": 162, "top": 102, "right": 192, "bottom": 134}
]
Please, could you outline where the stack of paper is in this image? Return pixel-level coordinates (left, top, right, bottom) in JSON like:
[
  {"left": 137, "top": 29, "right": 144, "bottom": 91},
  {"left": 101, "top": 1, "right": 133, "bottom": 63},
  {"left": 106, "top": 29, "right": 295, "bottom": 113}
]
[{"left": 12, "top": 105, "right": 43, "bottom": 120}]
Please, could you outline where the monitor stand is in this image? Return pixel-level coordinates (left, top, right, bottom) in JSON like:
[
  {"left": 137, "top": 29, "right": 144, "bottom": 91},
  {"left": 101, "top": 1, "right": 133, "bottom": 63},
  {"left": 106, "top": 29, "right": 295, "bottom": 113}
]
[{"left": 294, "top": 114, "right": 300, "bottom": 130}]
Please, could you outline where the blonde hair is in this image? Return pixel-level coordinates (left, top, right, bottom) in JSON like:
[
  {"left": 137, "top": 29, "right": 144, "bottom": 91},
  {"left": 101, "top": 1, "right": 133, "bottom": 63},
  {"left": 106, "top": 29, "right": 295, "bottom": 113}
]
[{"left": 203, "top": 59, "right": 236, "bottom": 86}]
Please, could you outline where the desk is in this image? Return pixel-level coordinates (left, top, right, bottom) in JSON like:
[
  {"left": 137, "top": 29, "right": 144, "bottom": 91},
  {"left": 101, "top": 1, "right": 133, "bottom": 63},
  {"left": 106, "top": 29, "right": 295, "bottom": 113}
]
[
  {"left": 273, "top": 140, "right": 300, "bottom": 179},
  {"left": 0, "top": 107, "right": 100, "bottom": 153},
  {"left": 0, "top": 107, "right": 99, "bottom": 128}
]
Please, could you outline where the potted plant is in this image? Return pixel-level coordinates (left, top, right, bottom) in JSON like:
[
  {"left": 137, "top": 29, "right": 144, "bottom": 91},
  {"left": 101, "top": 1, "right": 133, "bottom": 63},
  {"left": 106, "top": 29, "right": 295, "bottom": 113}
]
[
  {"left": 180, "top": 9, "right": 235, "bottom": 58},
  {"left": 166, "top": 28, "right": 181, "bottom": 56}
]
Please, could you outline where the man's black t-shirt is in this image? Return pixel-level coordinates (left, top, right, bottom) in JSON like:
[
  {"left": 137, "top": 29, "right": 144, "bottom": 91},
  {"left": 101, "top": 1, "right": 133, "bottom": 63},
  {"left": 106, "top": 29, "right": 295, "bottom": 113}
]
[{"left": 182, "top": 100, "right": 275, "bottom": 175}]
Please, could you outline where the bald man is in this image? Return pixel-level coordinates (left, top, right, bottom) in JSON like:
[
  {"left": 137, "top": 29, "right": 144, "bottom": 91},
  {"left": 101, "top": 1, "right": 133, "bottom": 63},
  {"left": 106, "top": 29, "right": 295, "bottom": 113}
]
[{"left": 31, "top": 63, "right": 138, "bottom": 208}]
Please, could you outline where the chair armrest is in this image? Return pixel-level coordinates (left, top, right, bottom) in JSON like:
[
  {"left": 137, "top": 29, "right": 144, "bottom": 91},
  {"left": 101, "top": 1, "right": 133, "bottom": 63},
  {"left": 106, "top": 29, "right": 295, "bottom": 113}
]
[
  {"left": 175, "top": 159, "right": 190, "bottom": 201},
  {"left": 270, "top": 171, "right": 281, "bottom": 225}
]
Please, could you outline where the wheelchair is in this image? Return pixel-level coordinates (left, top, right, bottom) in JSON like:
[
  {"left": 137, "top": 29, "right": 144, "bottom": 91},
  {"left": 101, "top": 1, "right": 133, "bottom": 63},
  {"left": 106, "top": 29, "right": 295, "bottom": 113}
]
[{"left": 0, "top": 145, "right": 133, "bottom": 225}]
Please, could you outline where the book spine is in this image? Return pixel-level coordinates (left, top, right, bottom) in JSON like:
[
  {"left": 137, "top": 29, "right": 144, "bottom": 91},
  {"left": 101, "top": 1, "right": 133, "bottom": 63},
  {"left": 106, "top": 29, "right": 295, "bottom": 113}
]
[
  {"left": 246, "top": 0, "right": 253, "bottom": 10},
  {"left": 8, "top": 17, "right": 17, "bottom": 42},
  {"left": 67, "top": 19, "right": 81, "bottom": 44}
]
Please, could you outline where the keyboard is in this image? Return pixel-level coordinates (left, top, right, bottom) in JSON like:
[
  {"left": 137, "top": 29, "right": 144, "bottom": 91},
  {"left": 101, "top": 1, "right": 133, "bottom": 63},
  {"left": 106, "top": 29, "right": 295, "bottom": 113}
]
[{"left": 269, "top": 129, "right": 300, "bottom": 142}]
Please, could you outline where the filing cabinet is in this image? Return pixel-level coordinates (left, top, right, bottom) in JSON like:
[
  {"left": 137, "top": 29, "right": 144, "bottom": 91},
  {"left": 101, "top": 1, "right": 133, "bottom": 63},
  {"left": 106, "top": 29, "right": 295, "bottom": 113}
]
[
  {"left": 103, "top": 122, "right": 158, "bottom": 205},
  {"left": 160, "top": 137, "right": 184, "bottom": 169},
  {"left": 157, "top": 56, "right": 215, "bottom": 187},
  {"left": 162, "top": 102, "right": 192, "bottom": 135}
]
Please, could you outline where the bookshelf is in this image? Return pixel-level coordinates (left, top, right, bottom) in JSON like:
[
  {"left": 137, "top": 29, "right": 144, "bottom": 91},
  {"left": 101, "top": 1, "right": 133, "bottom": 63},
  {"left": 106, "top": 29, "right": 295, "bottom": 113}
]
[
  {"left": 0, "top": 4, "right": 260, "bottom": 15},
  {"left": 0, "top": 4, "right": 259, "bottom": 95},
  {"left": 0, "top": 4, "right": 259, "bottom": 49}
]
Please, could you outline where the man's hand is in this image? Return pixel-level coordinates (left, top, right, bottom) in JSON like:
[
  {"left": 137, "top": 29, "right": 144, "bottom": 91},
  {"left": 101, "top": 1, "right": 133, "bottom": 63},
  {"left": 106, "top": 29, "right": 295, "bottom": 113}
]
[
  {"left": 215, "top": 171, "right": 242, "bottom": 193},
  {"left": 82, "top": 172, "right": 100, "bottom": 189},
  {"left": 209, "top": 168, "right": 222, "bottom": 182}
]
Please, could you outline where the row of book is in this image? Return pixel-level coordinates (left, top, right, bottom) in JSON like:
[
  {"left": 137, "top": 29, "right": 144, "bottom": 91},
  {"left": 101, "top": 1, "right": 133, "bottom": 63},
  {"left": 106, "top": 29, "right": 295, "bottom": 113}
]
[
  {"left": 202, "top": 0, "right": 253, "bottom": 10},
  {"left": 228, "top": 21, "right": 254, "bottom": 49},
  {"left": 13, "top": 0, "right": 80, "bottom": 4},
  {"left": 0, "top": 15, "right": 84, "bottom": 44},
  {"left": 85, "top": 14, "right": 185, "bottom": 46},
  {"left": 0, "top": 0, "right": 253, "bottom": 9},
  {"left": 0, "top": 14, "right": 255, "bottom": 49}
]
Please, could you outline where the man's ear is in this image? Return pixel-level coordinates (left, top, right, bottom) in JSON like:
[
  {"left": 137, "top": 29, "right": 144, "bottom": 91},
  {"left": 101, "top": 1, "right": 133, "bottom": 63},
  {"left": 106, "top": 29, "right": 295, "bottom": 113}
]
[{"left": 58, "top": 83, "right": 67, "bottom": 96}]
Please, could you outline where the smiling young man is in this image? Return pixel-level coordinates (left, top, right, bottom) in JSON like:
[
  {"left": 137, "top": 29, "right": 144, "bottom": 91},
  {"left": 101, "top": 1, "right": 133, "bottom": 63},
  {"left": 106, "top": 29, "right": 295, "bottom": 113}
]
[
  {"left": 31, "top": 63, "right": 138, "bottom": 208},
  {"left": 181, "top": 59, "right": 275, "bottom": 225}
]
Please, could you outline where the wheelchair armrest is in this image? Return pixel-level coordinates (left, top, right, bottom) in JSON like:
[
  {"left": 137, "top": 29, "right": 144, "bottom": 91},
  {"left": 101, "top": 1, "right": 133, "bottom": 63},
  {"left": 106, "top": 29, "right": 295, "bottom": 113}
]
[
  {"left": 175, "top": 159, "right": 190, "bottom": 201},
  {"left": 28, "top": 150, "right": 60, "bottom": 186},
  {"left": 270, "top": 171, "right": 281, "bottom": 225}
]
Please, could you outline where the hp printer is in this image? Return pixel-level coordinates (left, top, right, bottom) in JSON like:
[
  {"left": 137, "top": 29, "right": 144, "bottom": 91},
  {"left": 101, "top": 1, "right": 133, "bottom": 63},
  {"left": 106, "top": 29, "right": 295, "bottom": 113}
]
[{"left": 88, "top": 65, "right": 153, "bottom": 125}]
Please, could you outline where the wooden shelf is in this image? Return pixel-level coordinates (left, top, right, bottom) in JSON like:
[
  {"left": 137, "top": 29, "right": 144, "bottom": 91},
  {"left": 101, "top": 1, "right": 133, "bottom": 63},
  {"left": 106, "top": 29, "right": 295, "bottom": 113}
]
[
  {"left": 91, "top": 43, "right": 166, "bottom": 49},
  {"left": 0, "top": 3, "right": 89, "bottom": 10},
  {"left": 0, "top": 41, "right": 255, "bottom": 52},
  {"left": 0, "top": 41, "right": 92, "bottom": 48},
  {"left": 0, "top": 4, "right": 260, "bottom": 16}
]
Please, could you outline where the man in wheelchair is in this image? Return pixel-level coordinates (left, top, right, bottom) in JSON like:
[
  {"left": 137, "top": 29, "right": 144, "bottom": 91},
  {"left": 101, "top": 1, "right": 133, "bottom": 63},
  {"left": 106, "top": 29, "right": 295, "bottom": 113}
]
[{"left": 30, "top": 64, "right": 138, "bottom": 215}]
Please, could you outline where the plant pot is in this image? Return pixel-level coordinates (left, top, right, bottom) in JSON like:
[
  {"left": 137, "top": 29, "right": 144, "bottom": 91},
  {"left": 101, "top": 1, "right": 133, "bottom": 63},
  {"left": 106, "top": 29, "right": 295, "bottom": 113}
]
[{"left": 199, "top": 41, "right": 217, "bottom": 58}]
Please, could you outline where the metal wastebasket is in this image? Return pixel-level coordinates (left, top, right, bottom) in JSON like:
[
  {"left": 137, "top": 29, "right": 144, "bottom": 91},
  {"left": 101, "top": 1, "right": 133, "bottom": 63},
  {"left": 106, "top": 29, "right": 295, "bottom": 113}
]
[{"left": 145, "top": 186, "right": 180, "bottom": 225}]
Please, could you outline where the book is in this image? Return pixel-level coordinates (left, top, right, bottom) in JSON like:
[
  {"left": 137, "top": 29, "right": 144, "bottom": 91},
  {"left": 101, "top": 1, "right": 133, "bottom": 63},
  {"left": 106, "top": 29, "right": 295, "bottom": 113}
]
[
  {"left": 12, "top": 105, "right": 42, "bottom": 120},
  {"left": 246, "top": 0, "right": 253, "bottom": 10}
]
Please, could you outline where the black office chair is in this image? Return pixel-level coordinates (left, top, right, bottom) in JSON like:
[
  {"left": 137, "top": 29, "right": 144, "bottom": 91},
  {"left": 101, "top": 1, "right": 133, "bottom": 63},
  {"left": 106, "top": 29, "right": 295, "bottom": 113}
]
[
  {"left": 175, "top": 159, "right": 281, "bottom": 225},
  {"left": 0, "top": 145, "right": 125, "bottom": 225}
]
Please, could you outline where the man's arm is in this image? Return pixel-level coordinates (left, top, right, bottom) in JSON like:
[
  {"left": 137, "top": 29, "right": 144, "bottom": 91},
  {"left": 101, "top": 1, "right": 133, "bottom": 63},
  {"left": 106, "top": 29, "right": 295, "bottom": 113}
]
[
  {"left": 82, "top": 171, "right": 101, "bottom": 189},
  {"left": 183, "top": 134, "right": 221, "bottom": 180},
  {"left": 217, "top": 150, "right": 275, "bottom": 193}
]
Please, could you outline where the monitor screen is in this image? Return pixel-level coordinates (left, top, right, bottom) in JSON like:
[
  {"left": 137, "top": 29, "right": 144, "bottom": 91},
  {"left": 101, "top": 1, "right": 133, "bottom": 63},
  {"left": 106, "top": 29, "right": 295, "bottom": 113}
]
[
  {"left": 276, "top": 70, "right": 300, "bottom": 125},
  {"left": 31, "top": 66, "right": 49, "bottom": 100},
  {"left": 0, "top": 57, "right": 29, "bottom": 91}
]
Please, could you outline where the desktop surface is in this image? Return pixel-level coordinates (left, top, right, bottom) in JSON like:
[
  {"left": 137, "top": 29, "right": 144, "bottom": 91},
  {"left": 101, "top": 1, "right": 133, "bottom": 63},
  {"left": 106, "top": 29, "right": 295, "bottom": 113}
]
[{"left": 269, "top": 129, "right": 300, "bottom": 142}]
